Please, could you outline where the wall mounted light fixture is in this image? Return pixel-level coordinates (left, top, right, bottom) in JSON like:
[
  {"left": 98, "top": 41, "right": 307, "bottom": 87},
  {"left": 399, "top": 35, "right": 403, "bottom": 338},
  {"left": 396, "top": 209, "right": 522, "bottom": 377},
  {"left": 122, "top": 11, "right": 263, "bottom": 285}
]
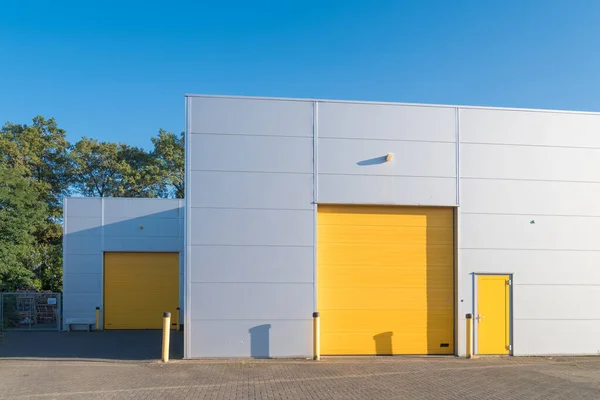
[{"left": 386, "top": 153, "right": 394, "bottom": 162}]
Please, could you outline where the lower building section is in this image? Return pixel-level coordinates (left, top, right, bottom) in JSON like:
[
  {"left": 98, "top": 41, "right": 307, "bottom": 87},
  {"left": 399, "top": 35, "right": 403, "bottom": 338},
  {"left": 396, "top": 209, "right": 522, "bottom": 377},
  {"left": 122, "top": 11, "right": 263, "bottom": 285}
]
[
  {"left": 104, "top": 252, "right": 179, "bottom": 329},
  {"left": 317, "top": 205, "right": 455, "bottom": 355}
]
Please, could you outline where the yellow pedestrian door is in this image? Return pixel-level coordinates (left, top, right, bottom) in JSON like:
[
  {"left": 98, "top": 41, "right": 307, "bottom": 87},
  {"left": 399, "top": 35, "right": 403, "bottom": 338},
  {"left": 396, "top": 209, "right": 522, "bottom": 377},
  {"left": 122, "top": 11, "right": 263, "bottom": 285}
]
[{"left": 476, "top": 275, "right": 511, "bottom": 355}]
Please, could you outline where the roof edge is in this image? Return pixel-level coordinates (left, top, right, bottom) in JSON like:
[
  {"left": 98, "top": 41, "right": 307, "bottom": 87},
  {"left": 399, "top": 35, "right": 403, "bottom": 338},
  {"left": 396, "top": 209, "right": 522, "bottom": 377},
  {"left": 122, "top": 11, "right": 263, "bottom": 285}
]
[{"left": 184, "top": 93, "right": 600, "bottom": 116}]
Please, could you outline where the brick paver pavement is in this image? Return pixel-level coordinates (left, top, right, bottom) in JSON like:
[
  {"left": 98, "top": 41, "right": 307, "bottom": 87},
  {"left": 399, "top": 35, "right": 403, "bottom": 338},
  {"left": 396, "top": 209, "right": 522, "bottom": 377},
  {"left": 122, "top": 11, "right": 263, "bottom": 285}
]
[{"left": 1, "top": 356, "right": 600, "bottom": 399}]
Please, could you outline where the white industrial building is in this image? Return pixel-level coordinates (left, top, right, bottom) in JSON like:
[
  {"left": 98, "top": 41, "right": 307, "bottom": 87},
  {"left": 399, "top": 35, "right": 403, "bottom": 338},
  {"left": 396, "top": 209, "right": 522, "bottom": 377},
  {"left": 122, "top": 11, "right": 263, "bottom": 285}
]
[{"left": 63, "top": 95, "right": 600, "bottom": 358}]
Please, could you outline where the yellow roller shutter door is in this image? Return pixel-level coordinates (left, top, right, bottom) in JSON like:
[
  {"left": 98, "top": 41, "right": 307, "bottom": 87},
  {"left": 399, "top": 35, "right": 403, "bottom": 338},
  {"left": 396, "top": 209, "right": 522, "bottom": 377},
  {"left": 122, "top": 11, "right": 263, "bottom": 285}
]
[
  {"left": 318, "top": 205, "right": 454, "bottom": 355},
  {"left": 104, "top": 252, "right": 179, "bottom": 329}
]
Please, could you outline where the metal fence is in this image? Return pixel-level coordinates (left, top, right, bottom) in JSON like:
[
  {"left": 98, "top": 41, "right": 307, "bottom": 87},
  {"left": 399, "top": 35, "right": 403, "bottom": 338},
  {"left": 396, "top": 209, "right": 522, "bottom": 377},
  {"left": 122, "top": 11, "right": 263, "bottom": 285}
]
[{"left": 1, "top": 292, "right": 61, "bottom": 331}]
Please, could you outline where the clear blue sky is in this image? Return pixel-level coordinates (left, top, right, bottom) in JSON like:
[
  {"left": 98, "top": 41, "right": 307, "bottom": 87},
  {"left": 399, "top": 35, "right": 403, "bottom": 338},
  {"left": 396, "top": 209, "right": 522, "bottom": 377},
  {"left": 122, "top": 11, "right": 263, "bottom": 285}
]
[{"left": 2, "top": 0, "right": 600, "bottom": 150}]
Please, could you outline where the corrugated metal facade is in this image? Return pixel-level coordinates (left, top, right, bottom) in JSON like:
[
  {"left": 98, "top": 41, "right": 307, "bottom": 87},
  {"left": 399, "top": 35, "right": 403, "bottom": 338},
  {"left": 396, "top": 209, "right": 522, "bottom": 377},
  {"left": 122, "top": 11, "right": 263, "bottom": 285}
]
[
  {"left": 186, "top": 95, "right": 600, "bottom": 358},
  {"left": 64, "top": 95, "right": 600, "bottom": 357}
]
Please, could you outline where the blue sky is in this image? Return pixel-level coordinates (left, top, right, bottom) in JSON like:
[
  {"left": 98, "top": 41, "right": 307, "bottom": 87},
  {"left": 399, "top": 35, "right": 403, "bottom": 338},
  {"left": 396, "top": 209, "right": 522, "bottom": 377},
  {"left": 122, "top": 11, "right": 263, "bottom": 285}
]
[{"left": 2, "top": 0, "right": 600, "bottom": 150}]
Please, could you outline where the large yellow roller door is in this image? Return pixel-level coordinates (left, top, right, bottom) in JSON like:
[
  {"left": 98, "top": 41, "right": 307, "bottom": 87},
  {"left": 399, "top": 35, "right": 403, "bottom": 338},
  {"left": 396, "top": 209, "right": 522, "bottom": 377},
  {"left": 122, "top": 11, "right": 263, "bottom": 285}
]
[
  {"left": 104, "top": 252, "right": 179, "bottom": 329},
  {"left": 318, "top": 205, "right": 454, "bottom": 355}
]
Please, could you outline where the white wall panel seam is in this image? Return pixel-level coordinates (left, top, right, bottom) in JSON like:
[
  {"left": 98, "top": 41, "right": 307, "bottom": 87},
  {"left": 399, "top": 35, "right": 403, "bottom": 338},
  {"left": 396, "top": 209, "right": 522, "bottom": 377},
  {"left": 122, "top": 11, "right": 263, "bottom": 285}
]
[
  {"left": 515, "top": 284, "right": 600, "bottom": 286},
  {"left": 461, "top": 177, "right": 600, "bottom": 184},
  {"left": 184, "top": 95, "right": 192, "bottom": 359},
  {"left": 100, "top": 197, "right": 104, "bottom": 329},
  {"left": 190, "top": 318, "right": 312, "bottom": 321},
  {"left": 316, "top": 137, "right": 456, "bottom": 144},
  {"left": 461, "top": 248, "right": 600, "bottom": 252},
  {"left": 514, "top": 318, "right": 600, "bottom": 320},
  {"left": 313, "top": 101, "right": 318, "bottom": 315},
  {"left": 188, "top": 132, "right": 312, "bottom": 138},
  {"left": 319, "top": 173, "right": 457, "bottom": 178},
  {"left": 191, "top": 207, "right": 312, "bottom": 211},
  {"left": 456, "top": 107, "right": 460, "bottom": 206},
  {"left": 190, "top": 244, "right": 313, "bottom": 248},
  {"left": 189, "top": 169, "right": 312, "bottom": 175},
  {"left": 460, "top": 141, "right": 600, "bottom": 151},
  {"left": 196, "top": 282, "right": 314, "bottom": 284},
  {"left": 462, "top": 212, "right": 600, "bottom": 218},
  {"left": 62, "top": 198, "right": 67, "bottom": 331}
]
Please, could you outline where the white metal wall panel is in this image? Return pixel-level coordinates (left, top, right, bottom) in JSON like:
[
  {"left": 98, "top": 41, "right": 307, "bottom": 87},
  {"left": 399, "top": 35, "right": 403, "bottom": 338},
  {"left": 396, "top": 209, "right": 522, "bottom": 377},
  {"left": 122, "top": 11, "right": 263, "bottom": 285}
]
[
  {"left": 187, "top": 96, "right": 314, "bottom": 358},
  {"left": 64, "top": 218, "right": 102, "bottom": 235},
  {"left": 461, "top": 249, "right": 600, "bottom": 285},
  {"left": 461, "top": 214, "right": 600, "bottom": 251},
  {"left": 318, "top": 139, "right": 456, "bottom": 177},
  {"left": 316, "top": 102, "right": 458, "bottom": 207},
  {"left": 318, "top": 174, "right": 456, "bottom": 205},
  {"left": 61, "top": 293, "right": 99, "bottom": 319},
  {"left": 103, "top": 236, "right": 182, "bottom": 252},
  {"left": 189, "top": 96, "right": 313, "bottom": 137},
  {"left": 460, "top": 108, "right": 600, "bottom": 148},
  {"left": 62, "top": 198, "right": 184, "bottom": 330},
  {"left": 63, "top": 254, "right": 102, "bottom": 275},
  {"left": 189, "top": 171, "right": 313, "bottom": 210},
  {"left": 189, "top": 320, "right": 312, "bottom": 358},
  {"left": 63, "top": 273, "right": 102, "bottom": 294},
  {"left": 190, "top": 209, "right": 314, "bottom": 246},
  {"left": 64, "top": 236, "right": 103, "bottom": 255},
  {"left": 103, "top": 217, "right": 180, "bottom": 238},
  {"left": 190, "top": 246, "right": 313, "bottom": 283},
  {"left": 514, "top": 285, "right": 600, "bottom": 320},
  {"left": 190, "top": 283, "right": 313, "bottom": 320},
  {"left": 459, "top": 106, "right": 600, "bottom": 356},
  {"left": 103, "top": 198, "right": 181, "bottom": 219},
  {"left": 65, "top": 197, "right": 102, "bottom": 217},
  {"left": 190, "top": 134, "right": 312, "bottom": 173},
  {"left": 515, "top": 320, "right": 600, "bottom": 356},
  {"left": 462, "top": 143, "right": 600, "bottom": 182},
  {"left": 185, "top": 95, "right": 600, "bottom": 357},
  {"left": 318, "top": 102, "right": 456, "bottom": 141},
  {"left": 461, "top": 179, "right": 600, "bottom": 216}
]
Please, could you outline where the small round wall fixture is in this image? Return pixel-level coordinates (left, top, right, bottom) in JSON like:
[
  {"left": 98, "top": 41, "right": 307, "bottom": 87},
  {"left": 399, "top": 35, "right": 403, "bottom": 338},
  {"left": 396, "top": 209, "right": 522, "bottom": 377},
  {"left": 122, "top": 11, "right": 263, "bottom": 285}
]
[
  {"left": 139, "top": 225, "right": 144, "bottom": 230},
  {"left": 530, "top": 220, "right": 535, "bottom": 224}
]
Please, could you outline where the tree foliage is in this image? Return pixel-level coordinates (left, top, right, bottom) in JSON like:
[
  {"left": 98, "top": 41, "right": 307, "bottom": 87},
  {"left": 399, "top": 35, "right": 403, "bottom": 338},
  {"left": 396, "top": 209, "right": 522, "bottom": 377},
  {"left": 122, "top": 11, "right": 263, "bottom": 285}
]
[
  {"left": 0, "top": 117, "right": 184, "bottom": 291},
  {"left": 0, "top": 116, "right": 71, "bottom": 218},
  {"left": 0, "top": 117, "right": 70, "bottom": 291},
  {"left": 151, "top": 129, "right": 184, "bottom": 198},
  {"left": 0, "top": 162, "right": 48, "bottom": 290}
]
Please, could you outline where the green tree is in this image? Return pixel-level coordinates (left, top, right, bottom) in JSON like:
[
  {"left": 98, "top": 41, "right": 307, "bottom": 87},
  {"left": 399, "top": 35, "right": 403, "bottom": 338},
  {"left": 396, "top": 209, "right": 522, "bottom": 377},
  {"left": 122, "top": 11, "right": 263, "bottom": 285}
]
[
  {"left": 119, "top": 145, "right": 164, "bottom": 198},
  {"left": 0, "top": 117, "right": 70, "bottom": 291},
  {"left": 71, "top": 137, "right": 164, "bottom": 198},
  {"left": 0, "top": 162, "right": 48, "bottom": 290},
  {"left": 151, "top": 129, "right": 184, "bottom": 198},
  {"left": 0, "top": 116, "right": 71, "bottom": 218}
]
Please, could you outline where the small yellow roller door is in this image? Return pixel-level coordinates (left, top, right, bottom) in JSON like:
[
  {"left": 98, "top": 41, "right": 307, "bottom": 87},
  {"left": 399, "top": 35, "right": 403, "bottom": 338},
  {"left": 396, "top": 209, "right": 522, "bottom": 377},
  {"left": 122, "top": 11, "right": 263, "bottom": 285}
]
[
  {"left": 104, "top": 252, "right": 179, "bottom": 330},
  {"left": 318, "top": 205, "right": 454, "bottom": 355}
]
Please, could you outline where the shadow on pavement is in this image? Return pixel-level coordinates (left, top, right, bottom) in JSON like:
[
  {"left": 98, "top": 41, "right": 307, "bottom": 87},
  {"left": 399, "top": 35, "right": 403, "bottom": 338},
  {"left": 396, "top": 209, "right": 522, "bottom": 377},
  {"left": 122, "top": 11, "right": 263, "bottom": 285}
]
[{"left": 0, "top": 330, "right": 183, "bottom": 361}]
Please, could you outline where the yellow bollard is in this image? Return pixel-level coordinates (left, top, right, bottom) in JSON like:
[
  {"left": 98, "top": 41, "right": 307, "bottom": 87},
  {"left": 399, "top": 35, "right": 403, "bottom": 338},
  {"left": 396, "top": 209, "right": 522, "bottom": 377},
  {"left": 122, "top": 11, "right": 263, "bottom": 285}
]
[
  {"left": 313, "top": 312, "right": 320, "bottom": 361},
  {"left": 176, "top": 307, "right": 181, "bottom": 331},
  {"left": 466, "top": 313, "right": 474, "bottom": 359},
  {"left": 162, "top": 312, "right": 171, "bottom": 362},
  {"left": 95, "top": 307, "right": 100, "bottom": 331}
]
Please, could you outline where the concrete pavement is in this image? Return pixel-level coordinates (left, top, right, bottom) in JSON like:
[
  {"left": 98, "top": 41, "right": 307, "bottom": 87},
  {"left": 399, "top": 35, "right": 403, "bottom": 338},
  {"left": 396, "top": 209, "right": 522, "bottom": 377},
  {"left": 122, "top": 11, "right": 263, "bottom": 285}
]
[{"left": 1, "top": 356, "right": 600, "bottom": 399}]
